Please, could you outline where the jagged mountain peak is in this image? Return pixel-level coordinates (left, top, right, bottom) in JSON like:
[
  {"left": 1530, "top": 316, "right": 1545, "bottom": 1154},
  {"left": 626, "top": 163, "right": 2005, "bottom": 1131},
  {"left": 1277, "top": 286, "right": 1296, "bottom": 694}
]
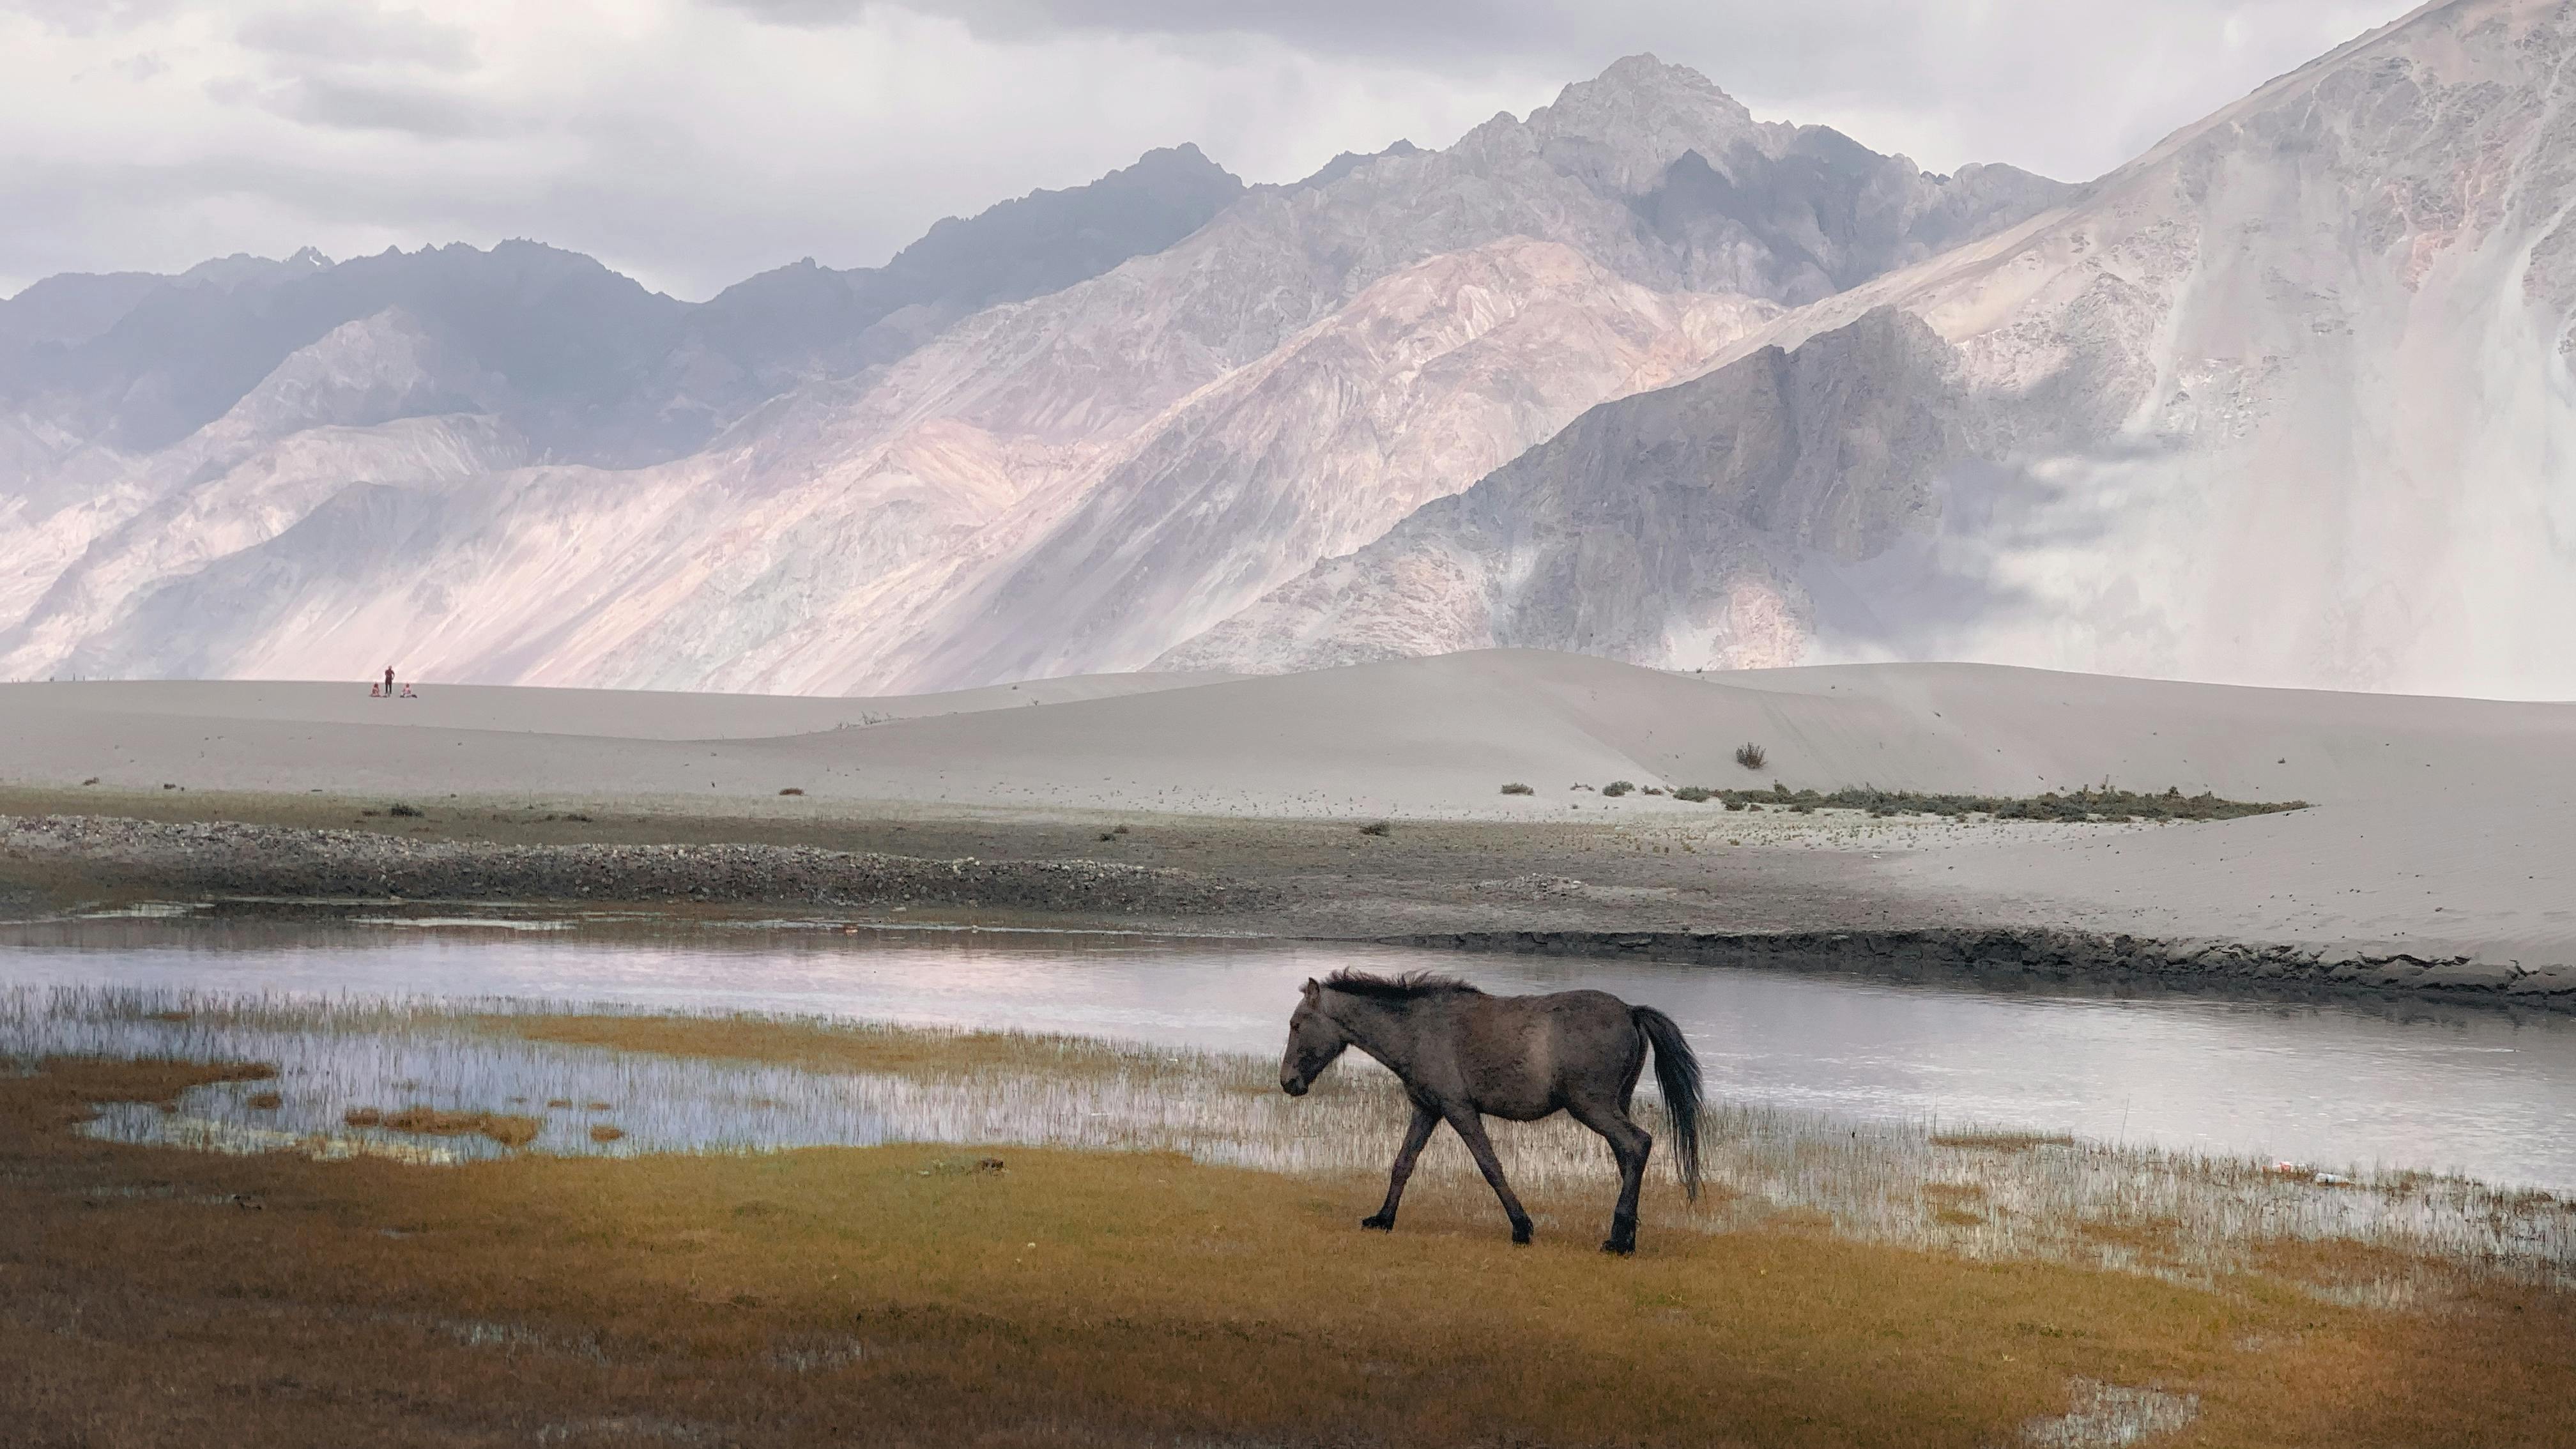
[{"left": 1446, "top": 52, "right": 1768, "bottom": 197}]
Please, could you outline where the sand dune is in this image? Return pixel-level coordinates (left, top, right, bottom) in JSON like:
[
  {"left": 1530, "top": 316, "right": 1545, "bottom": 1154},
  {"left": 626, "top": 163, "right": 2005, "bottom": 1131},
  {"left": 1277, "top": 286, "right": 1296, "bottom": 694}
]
[{"left": 3, "top": 650, "right": 2568, "bottom": 970}]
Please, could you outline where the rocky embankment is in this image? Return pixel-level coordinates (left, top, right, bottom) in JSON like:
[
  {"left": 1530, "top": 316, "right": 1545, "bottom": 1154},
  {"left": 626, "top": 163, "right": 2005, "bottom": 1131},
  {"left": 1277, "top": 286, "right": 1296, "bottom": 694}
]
[
  {"left": 1397, "top": 929, "right": 2576, "bottom": 1008},
  {"left": 0, "top": 815, "right": 1267, "bottom": 916}
]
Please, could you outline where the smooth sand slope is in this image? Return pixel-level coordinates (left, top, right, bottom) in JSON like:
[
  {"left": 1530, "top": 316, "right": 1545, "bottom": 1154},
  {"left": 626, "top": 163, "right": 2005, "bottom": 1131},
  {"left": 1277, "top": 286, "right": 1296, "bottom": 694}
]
[{"left": 3, "top": 650, "right": 2569, "bottom": 968}]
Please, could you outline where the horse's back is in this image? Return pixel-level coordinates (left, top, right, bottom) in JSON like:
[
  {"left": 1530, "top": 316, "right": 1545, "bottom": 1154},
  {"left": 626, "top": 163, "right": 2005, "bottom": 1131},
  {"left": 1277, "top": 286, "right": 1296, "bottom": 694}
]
[{"left": 1450, "top": 988, "right": 1643, "bottom": 1119}]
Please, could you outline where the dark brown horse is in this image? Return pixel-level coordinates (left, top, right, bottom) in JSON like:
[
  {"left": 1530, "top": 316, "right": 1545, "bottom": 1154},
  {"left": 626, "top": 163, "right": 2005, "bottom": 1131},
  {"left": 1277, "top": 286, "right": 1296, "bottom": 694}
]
[{"left": 1278, "top": 970, "right": 1702, "bottom": 1254}]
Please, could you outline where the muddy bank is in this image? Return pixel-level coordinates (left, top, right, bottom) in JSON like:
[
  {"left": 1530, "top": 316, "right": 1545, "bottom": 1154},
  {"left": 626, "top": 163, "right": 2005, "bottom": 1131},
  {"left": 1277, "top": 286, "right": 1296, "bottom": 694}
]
[
  {"left": 9, "top": 809, "right": 2568, "bottom": 1013},
  {"left": 0, "top": 815, "right": 1269, "bottom": 918},
  {"left": 1395, "top": 928, "right": 2576, "bottom": 1008}
]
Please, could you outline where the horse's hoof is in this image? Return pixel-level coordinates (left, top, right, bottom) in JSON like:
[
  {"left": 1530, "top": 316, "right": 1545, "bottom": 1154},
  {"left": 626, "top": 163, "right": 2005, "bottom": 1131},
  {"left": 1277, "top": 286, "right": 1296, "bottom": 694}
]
[
  {"left": 1600, "top": 1238, "right": 1637, "bottom": 1256},
  {"left": 1510, "top": 1225, "right": 1534, "bottom": 1246},
  {"left": 1360, "top": 1214, "right": 1395, "bottom": 1232}
]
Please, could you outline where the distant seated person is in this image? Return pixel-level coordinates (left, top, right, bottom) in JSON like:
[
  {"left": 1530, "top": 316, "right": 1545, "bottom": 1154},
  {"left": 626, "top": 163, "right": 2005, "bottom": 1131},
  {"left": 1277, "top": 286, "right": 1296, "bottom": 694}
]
[
  {"left": 369, "top": 682, "right": 382, "bottom": 697},
  {"left": 399, "top": 682, "right": 418, "bottom": 698}
]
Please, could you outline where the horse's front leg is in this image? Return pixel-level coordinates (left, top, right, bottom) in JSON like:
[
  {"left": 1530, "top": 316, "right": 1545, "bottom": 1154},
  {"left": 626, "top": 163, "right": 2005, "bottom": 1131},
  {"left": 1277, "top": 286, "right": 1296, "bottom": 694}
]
[
  {"left": 1447, "top": 1109, "right": 1535, "bottom": 1245},
  {"left": 1363, "top": 1103, "right": 1441, "bottom": 1231}
]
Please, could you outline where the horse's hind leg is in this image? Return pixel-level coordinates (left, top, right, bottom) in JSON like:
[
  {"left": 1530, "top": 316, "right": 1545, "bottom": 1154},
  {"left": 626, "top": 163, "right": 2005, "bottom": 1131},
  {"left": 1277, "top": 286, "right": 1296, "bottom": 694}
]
[
  {"left": 1568, "top": 1095, "right": 1653, "bottom": 1255},
  {"left": 1363, "top": 1104, "right": 1441, "bottom": 1231},
  {"left": 1446, "top": 1110, "right": 1535, "bottom": 1245}
]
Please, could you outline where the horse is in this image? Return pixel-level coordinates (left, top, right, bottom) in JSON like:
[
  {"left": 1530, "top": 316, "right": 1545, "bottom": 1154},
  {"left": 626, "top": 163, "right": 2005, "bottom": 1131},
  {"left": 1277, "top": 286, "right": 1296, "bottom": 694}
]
[{"left": 1278, "top": 969, "right": 1702, "bottom": 1255}]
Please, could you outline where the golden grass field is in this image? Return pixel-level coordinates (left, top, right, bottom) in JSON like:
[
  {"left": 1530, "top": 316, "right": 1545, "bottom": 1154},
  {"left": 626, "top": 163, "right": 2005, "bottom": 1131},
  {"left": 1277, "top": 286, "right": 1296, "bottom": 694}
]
[{"left": 6, "top": 1013, "right": 2576, "bottom": 1447}]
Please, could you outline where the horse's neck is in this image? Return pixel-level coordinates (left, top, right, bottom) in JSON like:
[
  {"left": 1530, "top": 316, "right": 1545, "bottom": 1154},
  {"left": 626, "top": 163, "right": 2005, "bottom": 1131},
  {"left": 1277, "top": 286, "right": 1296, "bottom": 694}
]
[{"left": 1330, "top": 997, "right": 1428, "bottom": 1078}]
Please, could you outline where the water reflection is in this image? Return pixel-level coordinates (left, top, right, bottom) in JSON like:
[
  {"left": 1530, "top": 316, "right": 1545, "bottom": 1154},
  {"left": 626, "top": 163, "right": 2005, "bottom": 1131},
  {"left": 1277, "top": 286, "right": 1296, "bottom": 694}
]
[{"left": 4, "top": 917, "right": 2573, "bottom": 1189}]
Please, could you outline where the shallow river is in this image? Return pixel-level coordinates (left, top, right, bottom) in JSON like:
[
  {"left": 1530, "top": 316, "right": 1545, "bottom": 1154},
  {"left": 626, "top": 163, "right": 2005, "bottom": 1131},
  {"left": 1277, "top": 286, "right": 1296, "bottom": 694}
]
[{"left": 6, "top": 917, "right": 2575, "bottom": 1190}]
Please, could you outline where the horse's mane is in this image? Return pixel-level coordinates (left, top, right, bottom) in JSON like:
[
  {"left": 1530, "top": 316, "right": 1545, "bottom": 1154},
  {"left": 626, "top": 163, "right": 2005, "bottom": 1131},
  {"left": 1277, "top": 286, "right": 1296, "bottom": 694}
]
[{"left": 1322, "top": 969, "right": 1484, "bottom": 1002}]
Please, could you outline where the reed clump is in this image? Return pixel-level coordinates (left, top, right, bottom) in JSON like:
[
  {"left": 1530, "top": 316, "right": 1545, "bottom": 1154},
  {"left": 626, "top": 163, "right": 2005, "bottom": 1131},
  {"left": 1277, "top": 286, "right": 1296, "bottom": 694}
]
[
  {"left": 1933, "top": 1130, "right": 2078, "bottom": 1152},
  {"left": 369, "top": 1105, "right": 542, "bottom": 1149}
]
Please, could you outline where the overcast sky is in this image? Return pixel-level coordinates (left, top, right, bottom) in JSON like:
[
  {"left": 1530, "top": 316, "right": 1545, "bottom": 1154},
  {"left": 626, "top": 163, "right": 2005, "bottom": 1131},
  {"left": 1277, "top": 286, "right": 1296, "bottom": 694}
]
[{"left": 2, "top": 0, "right": 2407, "bottom": 302}]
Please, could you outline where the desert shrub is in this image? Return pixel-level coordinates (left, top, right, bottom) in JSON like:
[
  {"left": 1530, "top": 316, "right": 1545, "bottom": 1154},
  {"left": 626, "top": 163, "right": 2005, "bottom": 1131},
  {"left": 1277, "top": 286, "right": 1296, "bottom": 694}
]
[
  {"left": 387, "top": 803, "right": 423, "bottom": 818},
  {"left": 1359, "top": 821, "right": 1392, "bottom": 837},
  {"left": 778, "top": 787, "right": 805, "bottom": 796},
  {"left": 1602, "top": 781, "right": 1635, "bottom": 797},
  {"left": 1700, "top": 783, "right": 2308, "bottom": 822},
  {"left": 1671, "top": 786, "right": 1712, "bottom": 802},
  {"left": 1735, "top": 742, "right": 1768, "bottom": 771},
  {"left": 1641, "top": 786, "right": 1666, "bottom": 796},
  {"left": 1501, "top": 783, "right": 1535, "bottom": 795}
]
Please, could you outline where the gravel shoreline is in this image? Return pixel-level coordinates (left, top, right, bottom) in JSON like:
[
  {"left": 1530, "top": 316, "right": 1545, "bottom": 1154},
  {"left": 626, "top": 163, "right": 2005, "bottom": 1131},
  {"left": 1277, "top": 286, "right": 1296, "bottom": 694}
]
[
  {"left": 9, "top": 811, "right": 2567, "bottom": 1013},
  {"left": 1397, "top": 928, "right": 2576, "bottom": 1008},
  {"left": 0, "top": 815, "right": 1269, "bottom": 917}
]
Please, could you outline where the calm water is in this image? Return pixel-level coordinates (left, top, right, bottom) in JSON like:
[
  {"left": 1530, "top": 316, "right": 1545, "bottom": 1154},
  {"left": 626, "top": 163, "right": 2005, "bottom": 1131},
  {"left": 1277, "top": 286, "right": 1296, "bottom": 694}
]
[{"left": 6, "top": 917, "right": 2575, "bottom": 1189}]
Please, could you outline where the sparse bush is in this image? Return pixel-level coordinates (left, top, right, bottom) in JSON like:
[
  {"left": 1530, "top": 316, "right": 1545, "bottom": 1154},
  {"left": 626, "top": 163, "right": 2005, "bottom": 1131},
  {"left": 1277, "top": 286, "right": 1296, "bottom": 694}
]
[
  {"left": 778, "top": 787, "right": 805, "bottom": 796},
  {"left": 1358, "top": 821, "right": 1392, "bottom": 837},
  {"left": 1671, "top": 786, "right": 1712, "bottom": 803},
  {"left": 1694, "top": 783, "right": 2307, "bottom": 822},
  {"left": 387, "top": 803, "right": 424, "bottom": 818},
  {"left": 1641, "top": 786, "right": 1666, "bottom": 796},
  {"left": 1602, "top": 780, "right": 1635, "bottom": 797},
  {"left": 1501, "top": 783, "right": 1535, "bottom": 795},
  {"left": 590, "top": 1124, "right": 626, "bottom": 1144},
  {"left": 1735, "top": 742, "right": 1768, "bottom": 771},
  {"left": 246, "top": 1091, "right": 282, "bottom": 1111}
]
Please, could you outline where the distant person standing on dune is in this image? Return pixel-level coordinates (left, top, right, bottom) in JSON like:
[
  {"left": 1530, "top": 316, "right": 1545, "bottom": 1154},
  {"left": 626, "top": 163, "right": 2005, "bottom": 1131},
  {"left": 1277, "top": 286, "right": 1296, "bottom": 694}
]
[{"left": 383, "top": 666, "right": 395, "bottom": 697}]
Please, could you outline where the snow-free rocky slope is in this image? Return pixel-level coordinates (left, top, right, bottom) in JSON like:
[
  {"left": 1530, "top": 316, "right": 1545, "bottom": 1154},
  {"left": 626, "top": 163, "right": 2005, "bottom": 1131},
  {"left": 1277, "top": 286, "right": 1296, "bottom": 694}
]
[
  {"left": 1174, "top": 0, "right": 2576, "bottom": 699},
  {"left": 0, "top": 59, "right": 2066, "bottom": 691}
]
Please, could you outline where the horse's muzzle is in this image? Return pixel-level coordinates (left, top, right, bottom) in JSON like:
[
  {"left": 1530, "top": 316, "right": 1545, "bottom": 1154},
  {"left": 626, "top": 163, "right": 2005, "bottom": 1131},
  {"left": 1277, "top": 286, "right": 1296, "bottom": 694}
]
[{"left": 1280, "top": 1077, "right": 1308, "bottom": 1097}]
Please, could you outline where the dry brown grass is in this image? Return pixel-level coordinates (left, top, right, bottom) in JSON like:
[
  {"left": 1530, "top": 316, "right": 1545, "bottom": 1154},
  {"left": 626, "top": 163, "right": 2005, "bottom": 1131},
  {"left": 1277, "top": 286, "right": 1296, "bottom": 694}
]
[
  {"left": 360, "top": 1105, "right": 542, "bottom": 1149},
  {"left": 589, "top": 1124, "right": 625, "bottom": 1144},
  {"left": 4, "top": 1056, "right": 2575, "bottom": 1446},
  {"left": 1933, "top": 1130, "right": 2080, "bottom": 1152}
]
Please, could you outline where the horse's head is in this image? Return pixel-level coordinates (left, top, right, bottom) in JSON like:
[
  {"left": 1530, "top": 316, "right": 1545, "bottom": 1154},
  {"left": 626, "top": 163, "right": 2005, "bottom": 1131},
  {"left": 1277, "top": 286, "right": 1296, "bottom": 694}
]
[{"left": 1279, "top": 978, "right": 1349, "bottom": 1097}]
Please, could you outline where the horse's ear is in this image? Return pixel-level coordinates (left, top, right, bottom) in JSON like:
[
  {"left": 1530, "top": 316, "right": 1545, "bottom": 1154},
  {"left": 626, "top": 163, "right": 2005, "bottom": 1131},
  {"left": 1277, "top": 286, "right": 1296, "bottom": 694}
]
[{"left": 1301, "top": 977, "right": 1320, "bottom": 999}]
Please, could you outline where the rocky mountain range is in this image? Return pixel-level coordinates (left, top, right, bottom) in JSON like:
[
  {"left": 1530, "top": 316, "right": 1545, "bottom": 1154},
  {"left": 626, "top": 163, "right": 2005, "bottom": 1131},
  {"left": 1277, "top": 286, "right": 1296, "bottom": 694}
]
[
  {"left": 1176, "top": 0, "right": 2576, "bottom": 699},
  {"left": 8, "top": 0, "right": 2569, "bottom": 699}
]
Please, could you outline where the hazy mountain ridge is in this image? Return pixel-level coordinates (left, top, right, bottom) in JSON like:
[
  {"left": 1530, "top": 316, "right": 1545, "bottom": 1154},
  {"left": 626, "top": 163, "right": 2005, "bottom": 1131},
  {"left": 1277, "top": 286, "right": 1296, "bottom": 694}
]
[
  {"left": 1177, "top": 0, "right": 2576, "bottom": 699},
  {"left": 1, "top": 56, "right": 2071, "bottom": 691}
]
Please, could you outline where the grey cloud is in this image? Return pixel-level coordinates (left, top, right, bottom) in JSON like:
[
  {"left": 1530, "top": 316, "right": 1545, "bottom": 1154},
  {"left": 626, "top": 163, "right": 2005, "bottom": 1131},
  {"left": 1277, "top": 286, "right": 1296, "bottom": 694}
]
[
  {"left": 3, "top": 0, "right": 182, "bottom": 36},
  {"left": 235, "top": 4, "right": 480, "bottom": 73},
  {"left": 270, "top": 76, "right": 497, "bottom": 138}
]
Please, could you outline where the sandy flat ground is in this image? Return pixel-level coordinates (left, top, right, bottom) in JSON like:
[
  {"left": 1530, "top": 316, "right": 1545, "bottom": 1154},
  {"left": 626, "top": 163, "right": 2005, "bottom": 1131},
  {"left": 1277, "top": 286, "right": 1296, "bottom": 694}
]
[{"left": 2, "top": 650, "right": 2570, "bottom": 968}]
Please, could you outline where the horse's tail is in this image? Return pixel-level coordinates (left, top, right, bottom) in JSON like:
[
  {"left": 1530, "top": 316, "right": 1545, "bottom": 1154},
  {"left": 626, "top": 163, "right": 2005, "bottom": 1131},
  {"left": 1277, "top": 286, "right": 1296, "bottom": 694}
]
[{"left": 1632, "top": 1006, "right": 1703, "bottom": 1202}]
